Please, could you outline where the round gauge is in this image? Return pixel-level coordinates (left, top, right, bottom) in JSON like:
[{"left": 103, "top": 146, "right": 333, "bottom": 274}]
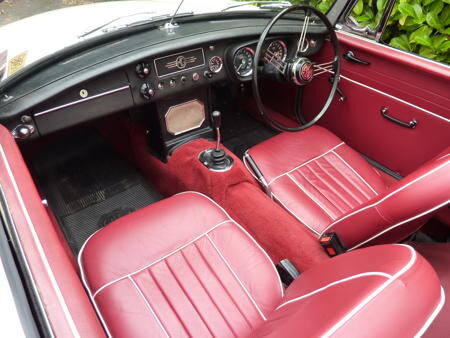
[
  {"left": 208, "top": 56, "right": 223, "bottom": 73},
  {"left": 267, "top": 40, "right": 287, "bottom": 61},
  {"left": 233, "top": 47, "right": 255, "bottom": 77}
]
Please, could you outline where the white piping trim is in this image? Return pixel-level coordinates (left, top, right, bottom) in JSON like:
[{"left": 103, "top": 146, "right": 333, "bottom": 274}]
[
  {"left": 128, "top": 276, "right": 169, "bottom": 338},
  {"left": 243, "top": 152, "right": 262, "bottom": 183},
  {"left": 206, "top": 233, "right": 266, "bottom": 321},
  {"left": 312, "top": 65, "right": 450, "bottom": 123},
  {"left": 176, "top": 191, "right": 284, "bottom": 298},
  {"left": 322, "top": 160, "right": 450, "bottom": 234},
  {"left": 272, "top": 192, "right": 320, "bottom": 236},
  {"left": 92, "top": 219, "right": 232, "bottom": 298},
  {"left": 322, "top": 244, "right": 416, "bottom": 337},
  {"left": 287, "top": 173, "right": 334, "bottom": 220},
  {"left": 331, "top": 150, "right": 378, "bottom": 196},
  {"left": 414, "top": 286, "right": 446, "bottom": 338},
  {"left": 349, "top": 200, "right": 450, "bottom": 250},
  {"left": 267, "top": 142, "right": 345, "bottom": 185},
  {"left": 276, "top": 272, "right": 391, "bottom": 310},
  {"left": 78, "top": 229, "right": 113, "bottom": 337},
  {"left": 0, "top": 144, "right": 80, "bottom": 337},
  {"left": 34, "top": 85, "right": 130, "bottom": 117}
]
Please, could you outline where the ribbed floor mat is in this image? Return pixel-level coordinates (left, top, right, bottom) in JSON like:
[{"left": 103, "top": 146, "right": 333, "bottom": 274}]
[{"left": 31, "top": 131, "right": 161, "bottom": 253}]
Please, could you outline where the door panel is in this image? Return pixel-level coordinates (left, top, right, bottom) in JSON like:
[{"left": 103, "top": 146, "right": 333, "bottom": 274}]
[{"left": 302, "top": 32, "right": 450, "bottom": 176}]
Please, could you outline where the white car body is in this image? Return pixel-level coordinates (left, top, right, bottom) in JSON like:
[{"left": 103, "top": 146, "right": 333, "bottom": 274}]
[{"left": 0, "top": 0, "right": 253, "bottom": 81}]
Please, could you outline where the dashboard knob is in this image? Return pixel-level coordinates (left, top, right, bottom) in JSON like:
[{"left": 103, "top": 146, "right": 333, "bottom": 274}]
[
  {"left": 192, "top": 72, "right": 200, "bottom": 81},
  {"left": 204, "top": 71, "right": 213, "bottom": 79},
  {"left": 180, "top": 75, "right": 187, "bottom": 84},
  {"left": 136, "top": 62, "right": 150, "bottom": 78},
  {"left": 140, "top": 83, "right": 155, "bottom": 99}
]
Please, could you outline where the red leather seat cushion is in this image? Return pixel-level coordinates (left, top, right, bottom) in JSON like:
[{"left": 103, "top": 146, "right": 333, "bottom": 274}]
[
  {"left": 79, "top": 192, "right": 283, "bottom": 337},
  {"left": 254, "top": 244, "right": 444, "bottom": 337},
  {"left": 247, "top": 126, "right": 386, "bottom": 235}
]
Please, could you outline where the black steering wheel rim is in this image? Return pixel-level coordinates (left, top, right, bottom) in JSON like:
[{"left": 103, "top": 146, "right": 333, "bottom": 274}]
[{"left": 252, "top": 5, "right": 341, "bottom": 132}]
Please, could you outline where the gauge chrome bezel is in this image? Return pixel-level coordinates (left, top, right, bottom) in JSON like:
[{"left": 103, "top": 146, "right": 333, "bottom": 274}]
[
  {"left": 208, "top": 55, "right": 223, "bottom": 73},
  {"left": 267, "top": 40, "right": 288, "bottom": 61},
  {"left": 233, "top": 47, "right": 255, "bottom": 77}
]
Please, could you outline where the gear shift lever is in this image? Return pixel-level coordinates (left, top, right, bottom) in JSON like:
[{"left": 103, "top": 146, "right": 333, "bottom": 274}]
[
  {"left": 212, "top": 110, "right": 221, "bottom": 150},
  {"left": 199, "top": 111, "right": 234, "bottom": 171}
]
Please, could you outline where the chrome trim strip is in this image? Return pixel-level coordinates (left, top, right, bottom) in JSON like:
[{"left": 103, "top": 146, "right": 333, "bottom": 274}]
[
  {"left": 316, "top": 67, "right": 449, "bottom": 123},
  {"left": 34, "top": 85, "right": 130, "bottom": 117},
  {"left": 154, "top": 47, "right": 206, "bottom": 78},
  {"left": 0, "top": 185, "right": 54, "bottom": 337},
  {"left": 0, "top": 144, "right": 80, "bottom": 337}
]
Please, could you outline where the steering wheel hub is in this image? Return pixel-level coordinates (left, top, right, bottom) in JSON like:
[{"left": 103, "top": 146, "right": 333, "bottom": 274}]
[{"left": 290, "top": 58, "right": 314, "bottom": 85}]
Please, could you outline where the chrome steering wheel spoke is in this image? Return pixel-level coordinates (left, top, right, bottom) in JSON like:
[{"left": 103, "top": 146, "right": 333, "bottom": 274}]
[
  {"left": 264, "top": 48, "right": 288, "bottom": 74},
  {"left": 313, "top": 58, "right": 338, "bottom": 77},
  {"left": 296, "top": 10, "right": 311, "bottom": 56}
]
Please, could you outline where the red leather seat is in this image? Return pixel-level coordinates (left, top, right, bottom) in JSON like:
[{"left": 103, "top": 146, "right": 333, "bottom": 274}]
[
  {"left": 246, "top": 126, "right": 450, "bottom": 250},
  {"left": 79, "top": 192, "right": 444, "bottom": 337}
]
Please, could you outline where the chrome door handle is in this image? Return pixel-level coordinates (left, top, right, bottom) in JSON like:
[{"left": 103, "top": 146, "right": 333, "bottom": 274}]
[
  {"left": 343, "top": 51, "right": 370, "bottom": 65},
  {"left": 381, "top": 107, "right": 417, "bottom": 129}
]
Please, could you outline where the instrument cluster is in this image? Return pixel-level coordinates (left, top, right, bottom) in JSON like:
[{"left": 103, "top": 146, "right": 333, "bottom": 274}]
[{"left": 231, "top": 39, "right": 289, "bottom": 79}]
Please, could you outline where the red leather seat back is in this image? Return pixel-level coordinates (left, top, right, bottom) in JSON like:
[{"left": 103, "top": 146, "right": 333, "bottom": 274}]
[
  {"left": 327, "top": 149, "right": 450, "bottom": 249},
  {"left": 79, "top": 192, "right": 283, "bottom": 337}
]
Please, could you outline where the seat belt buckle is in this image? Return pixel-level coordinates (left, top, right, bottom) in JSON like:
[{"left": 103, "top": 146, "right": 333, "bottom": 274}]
[{"left": 320, "top": 233, "right": 346, "bottom": 257}]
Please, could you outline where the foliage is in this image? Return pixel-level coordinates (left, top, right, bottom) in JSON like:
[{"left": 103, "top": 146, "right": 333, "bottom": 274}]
[{"left": 284, "top": 0, "right": 450, "bottom": 64}]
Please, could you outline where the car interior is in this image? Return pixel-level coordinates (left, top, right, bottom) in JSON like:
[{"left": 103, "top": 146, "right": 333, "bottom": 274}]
[{"left": 0, "top": 3, "right": 449, "bottom": 337}]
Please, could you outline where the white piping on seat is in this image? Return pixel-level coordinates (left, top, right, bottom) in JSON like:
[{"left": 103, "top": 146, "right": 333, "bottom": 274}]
[
  {"left": 322, "top": 244, "right": 416, "bottom": 337},
  {"left": 267, "top": 142, "right": 345, "bottom": 185},
  {"left": 276, "top": 272, "right": 392, "bottom": 310},
  {"left": 128, "top": 276, "right": 169, "bottom": 337},
  {"left": 287, "top": 173, "right": 334, "bottom": 220},
  {"left": 331, "top": 150, "right": 378, "bottom": 196},
  {"left": 321, "top": 160, "right": 450, "bottom": 235},
  {"left": 78, "top": 229, "right": 113, "bottom": 337},
  {"left": 92, "top": 219, "right": 232, "bottom": 298},
  {"left": 77, "top": 191, "right": 285, "bottom": 331},
  {"left": 177, "top": 191, "right": 285, "bottom": 298},
  {"left": 414, "top": 286, "right": 446, "bottom": 338},
  {"left": 349, "top": 200, "right": 450, "bottom": 250},
  {"left": 0, "top": 145, "right": 80, "bottom": 337},
  {"left": 206, "top": 233, "right": 266, "bottom": 320}
]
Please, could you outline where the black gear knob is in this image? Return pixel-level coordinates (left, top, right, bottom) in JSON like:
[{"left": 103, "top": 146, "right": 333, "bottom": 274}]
[{"left": 212, "top": 111, "right": 221, "bottom": 130}]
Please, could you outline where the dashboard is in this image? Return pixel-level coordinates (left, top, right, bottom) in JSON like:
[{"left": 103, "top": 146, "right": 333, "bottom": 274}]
[{"left": 0, "top": 15, "right": 327, "bottom": 140}]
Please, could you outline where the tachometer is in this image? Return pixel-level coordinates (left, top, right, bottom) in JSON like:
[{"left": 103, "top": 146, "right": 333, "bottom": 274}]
[
  {"left": 266, "top": 40, "right": 287, "bottom": 61},
  {"left": 233, "top": 47, "right": 254, "bottom": 77}
]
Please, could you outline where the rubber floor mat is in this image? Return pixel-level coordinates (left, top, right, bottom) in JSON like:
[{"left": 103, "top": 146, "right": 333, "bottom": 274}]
[{"left": 31, "top": 131, "right": 161, "bottom": 253}]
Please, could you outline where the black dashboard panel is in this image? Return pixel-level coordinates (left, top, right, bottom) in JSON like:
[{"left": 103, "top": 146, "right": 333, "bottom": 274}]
[
  {"left": 0, "top": 14, "right": 327, "bottom": 137},
  {"left": 33, "top": 72, "right": 133, "bottom": 135}
]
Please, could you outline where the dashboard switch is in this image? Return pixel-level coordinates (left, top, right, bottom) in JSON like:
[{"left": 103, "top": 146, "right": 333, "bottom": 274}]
[
  {"left": 169, "top": 79, "right": 176, "bottom": 87},
  {"left": 140, "top": 83, "right": 155, "bottom": 100},
  {"left": 204, "top": 71, "right": 213, "bottom": 79},
  {"left": 157, "top": 81, "right": 165, "bottom": 90},
  {"left": 192, "top": 72, "right": 200, "bottom": 81},
  {"left": 136, "top": 62, "right": 150, "bottom": 78},
  {"left": 180, "top": 75, "right": 187, "bottom": 84}
]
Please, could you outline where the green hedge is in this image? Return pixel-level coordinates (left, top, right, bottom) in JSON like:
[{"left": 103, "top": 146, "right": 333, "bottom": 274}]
[{"left": 280, "top": 0, "right": 450, "bottom": 64}]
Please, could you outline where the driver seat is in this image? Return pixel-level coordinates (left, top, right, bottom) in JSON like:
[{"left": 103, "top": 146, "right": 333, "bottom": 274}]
[{"left": 245, "top": 126, "right": 450, "bottom": 250}]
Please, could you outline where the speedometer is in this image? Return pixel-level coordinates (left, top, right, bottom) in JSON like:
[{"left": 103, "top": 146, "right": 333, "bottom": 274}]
[
  {"left": 266, "top": 40, "right": 287, "bottom": 61},
  {"left": 233, "top": 47, "right": 255, "bottom": 77}
]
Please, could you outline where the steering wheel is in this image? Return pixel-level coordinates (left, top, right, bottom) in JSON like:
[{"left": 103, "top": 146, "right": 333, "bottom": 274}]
[{"left": 252, "top": 6, "right": 341, "bottom": 132}]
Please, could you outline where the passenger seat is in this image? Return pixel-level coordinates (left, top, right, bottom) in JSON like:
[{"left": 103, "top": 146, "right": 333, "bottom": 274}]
[{"left": 79, "top": 192, "right": 444, "bottom": 337}]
